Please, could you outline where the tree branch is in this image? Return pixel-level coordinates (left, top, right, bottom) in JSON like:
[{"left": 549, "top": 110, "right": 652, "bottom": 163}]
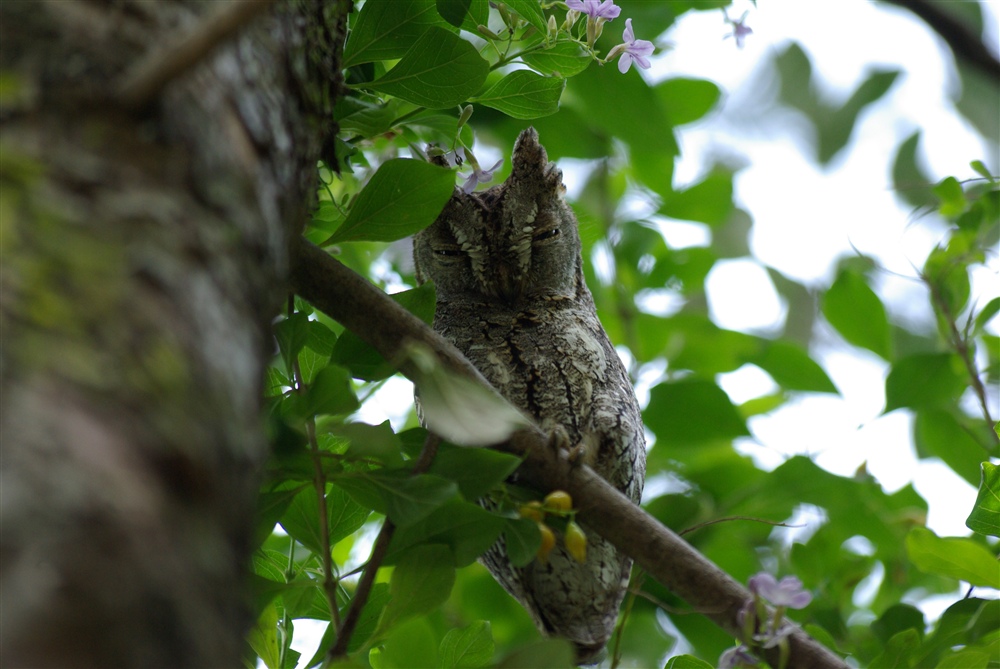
[
  {"left": 289, "top": 239, "right": 848, "bottom": 669},
  {"left": 882, "top": 0, "right": 1000, "bottom": 84}
]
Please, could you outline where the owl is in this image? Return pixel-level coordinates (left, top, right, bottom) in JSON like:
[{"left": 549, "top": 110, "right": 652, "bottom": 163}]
[{"left": 413, "top": 128, "right": 646, "bottom": 664}]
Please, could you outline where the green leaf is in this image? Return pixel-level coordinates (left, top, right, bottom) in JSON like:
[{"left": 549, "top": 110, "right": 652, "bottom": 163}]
[
  {"left": 328, "top": 159, "right": 455, "bottom": 243},
  {"left": 334, "top": 471, "right": 459, "bottom": 527},
  {"left": 974, "top": 296, "right": 1000, "bottom": 333},
  {"left": 657, "top": 78, "right": 721, "bottom": 126},
  {"left": 884, "top": 353, "right": 967, "bottom": 413},
  {"left": 495, "top": 639, "right": 574, "bottom": 668},
  {"left": 501, "top": 0, "right": 548, "bottom": 32},
  {"left": 472, "top": 71, "right": 565, "bottom": 120},
  {"left": 427, "top": 443, "right": 522, "bottom": 499},
  {"left": 872, "top": 604, "right": 925, "bottom": 644},
  {"left": 936, "top": 649, "right": 991, "bottom": 669},
  {"left": 906, "top": 526, "right": 1000, "bottom": 588},
  {"left": 439, "top": 621, "right": 494, "bottom": 668},
  {"left": 254, "top": 486, "right": 304, "bottom": 547},
  {"left": 521, "top": 41, "right": 592, "bottom": 78},
  {"left": 378, "top": 544, "right": 456, "bottom": 631},
  {"left": 247, "top": 602, "right": 281, "bottom": 669},
  {"left": 914, "top": 410, "right": 987, "bottom": 485},
  {"left": 822, "top": 269, "right": 891, "bottom": 359},
  {"left": 366, "top": 27, "right": 489, "bottom": 109},
  {"left": 408, "top": 344, "right": 532, "bottom": 446},
  {"left": 278, "top": 484, "right": 370, "bottom": 556},
  {"left": 386, "top": 499, "right": 505, "bottom": 566},
  {"left": 750, "top": 340, "right": 838, "bottom": 393},
  {"left": 643, "top": 379, "right": 750, "bottom": 446},
  {"left": 335, "top": 420, "right": 404, "bottom": 468},
  {"left": 300, "top": 364, "right": 360, "bottom": 417},
  {"left": 275, "top": 312, "right": 310, "bottom": 373},
  {"left": 870, "top": 628, "right": 920, "bottom": 669},
  {"left": 933, "top": 176, "right": 967, "bottom": 217},
  {"left": 503, "top": 516, "right": 542, "bottom": 567},
  {"left": 343, "top": 0, "right": 449, "bottom": 67},
  {"left": 891, "top": 131, "right": 936, "bottom": 209},
  {"left": 659, "top": 170, "right": 733, "bottom": 225},
  {"left": 664, "top": 655, "right": 716, "bottom": 669},
  {"left": 436, "top": 0, "right": 489, "bottom": 32},
  {"left": 377, "top": 617, "right": 439, "bottom": 668},
  {"left": 340, "top": 583, "right": 391, "bottom": 654},
  {"left": 967, "top": 461, "right": 1000, "bottom": 537},
  {"left": 970, "top": 159, "right": 994, "bottom": 181}
]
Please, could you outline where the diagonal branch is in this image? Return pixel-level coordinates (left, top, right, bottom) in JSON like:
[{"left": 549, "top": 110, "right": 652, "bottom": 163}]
[{"left": 289, "top": 239, "right": 848, "bottom": 669}]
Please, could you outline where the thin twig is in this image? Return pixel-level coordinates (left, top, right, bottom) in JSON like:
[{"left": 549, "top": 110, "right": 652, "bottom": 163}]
[
  {"left": 116, "top": 0, "right": 278, "bottom": 110},
  {"left": 680, "top": 516, "right": 799, "bottom": 537},
  {"left": 327, "top": 433, "right": 442, "bottom": 660}
]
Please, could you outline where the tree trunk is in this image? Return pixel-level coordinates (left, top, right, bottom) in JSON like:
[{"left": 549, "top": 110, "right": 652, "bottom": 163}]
[{"left": 0, "top": 1, "right": 345, "bottom": 665}]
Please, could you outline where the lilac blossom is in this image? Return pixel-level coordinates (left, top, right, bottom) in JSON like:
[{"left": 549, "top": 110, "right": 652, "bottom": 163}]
[
  {"left": 724, "top": 11, "right": 753, "bottom": 49},
  {"left": 719, "top": 645, "right": 758, "bottom": 669},
  {"left": 460, "top": 152, "right": 503, "bottom": 193},
  {"left": 748, "top": 573, "right": 813, "bottom": 609},
  {"left": 611, "top": 18, "right": 654, "bottom": 73},
  {"left": 566, "top": 0, "right": 620, "bottom": 20}
]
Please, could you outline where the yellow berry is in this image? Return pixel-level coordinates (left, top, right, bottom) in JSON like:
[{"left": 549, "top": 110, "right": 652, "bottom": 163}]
[
  {"left": 518, "top": 501, "right": 545, "bottom": 522},
  {"left": 544, "top": 490, "right": 573, "bottom": 513},
  {"left": 565, "top": 520, "right": 587, "bottom": 564},
  {"left": 536, "top": 522, "right": 556, "bottom": 564}
]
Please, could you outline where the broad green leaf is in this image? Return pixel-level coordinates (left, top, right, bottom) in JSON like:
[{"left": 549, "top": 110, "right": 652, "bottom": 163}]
[
  {"left": 971, "top": 159, "right": 994, "bottom": 181},
  {"left": 335, "top": 420, "right": 404, "bottom": 468},
  {"left": 334, "top": 471, "right": 459, "bottom": 527},
  {"left": 495, "top": 639, "right": 574, "bottom": 668},
  {"left": 914, "top": 410, "right": 986, "bottom": 485},
  {"left": 378, "top": 544, "right": 456, "bottom": 631},
  {"left": 819, "top": 69, "right": 899, "bottom": 164},
  {"left": 664, "top": 655, "right": 715, "bottom": 669},
  {"left": 427, "top": 443, "right": 522, "bottom": 499},
  {"left": 279, "top": 484, "right": 370, "bottom": 556},
  {"left": 933, "top": 176, "right": 967, "bottom": 217},
  {"left": 254, "top": 486, "right": 304, "bottom": 547},
  {"left": 657, "top": 78, "right": 721, "bottom": 126},
  {"left": 472, "top": 71, "right": 565, "bottom": 120},
  {"left": 386, "top": 499, "right": 505, "bottom": 566},
  {"left": 377, "top": 617, "right": 438, "bottom": 668},
  {"left": 436, "top": 0, "right": 489, "bottom": 32},
  {"left": 923, "top": 238, "right": 975, "bottom": 316},
  {"left": 936, "top": 649, "right": 991, "bottom": 668},
  {"left": 967, "top": 461, "right": 1000, "bottom": 537},
  {"left": 906, "top": 526, "right": 1000, "bottom": 588},
  {"left": 501, "top": 0, "right": 548, "bottom": 32},
  {"left": 332, "top": 282, "right": 435, "bottom": 381},
  {"left": 503, "top": 517, "right": 542, "bottom": 567},
  {"left": 822, "top": 269, "right": 891, "bottom": 359},
  {"left": 343, "top": 0, "right": 449, "bottom": 67},
  {"left": 659, "top": 170, "right": 733, "bottom": 225},
  {"left": 884, "top": 353, "right": 967, "bottom": 413},
  {"left": 408, "top": 344, "right": 532, "bottom": 446},
  {"left": 247, "top": 602, "right": 281, "bottom": 669},
  {"left": 974, "top": 296, "right": 1000, "bottom": 333},
  {"left": 870, "top": 628, "right": 920, "bottom": 669},
  {"left": 439, "top": 621, "right": 494, "bottom": 668},
  {"left": 891, "top": 131, "right": 936, "bottom": 209},
  {"left": 339, "top": 583, "right": 391, "bottom": 654},
  {"left": 643, "top": 379, "right": 750, "bottom": 446},
  {"left": 263, "top": 366, "right": 290, "bottom": 398},
  {"left": 916, "top": 598, "right": 1000, "bottom": 667},
  {"left": 328, "top": 159, "right": 455, "bottom": 243},
  {"left": 366, "top": 27, "right": 489, "bottom": 109},
  {"left": 750, "top": 340, "right": 838, "bottom": 393},
  {"left": 275, "top": 311, "right": 310, "bottom": 373},
  {"left": 872, "top": 603, "right": 925, "bottom": 644},
  {"left": 300, "top": 364, "right": 359, "bottom": 417},
  {"left": 335, "top": 96, "right": 401, "bottom": 137},
  {"left": 521, "top": 41, "right": 592, "bottom": 78}
]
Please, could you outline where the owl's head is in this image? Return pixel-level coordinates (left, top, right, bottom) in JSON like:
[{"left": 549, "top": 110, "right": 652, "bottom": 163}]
[{"left": 414, "top": 128, "right": 584, "bottom": 305}]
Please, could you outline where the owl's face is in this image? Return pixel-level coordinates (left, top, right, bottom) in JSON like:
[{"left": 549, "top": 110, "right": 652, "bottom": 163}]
[{"left": 414, "top": 129, "right": 583, "bottom": 306}]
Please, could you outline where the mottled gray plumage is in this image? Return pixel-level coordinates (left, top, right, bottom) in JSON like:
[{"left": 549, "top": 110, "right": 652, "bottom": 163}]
[{"left": 413, "top": 128, "right": 645, "bottom": 664}]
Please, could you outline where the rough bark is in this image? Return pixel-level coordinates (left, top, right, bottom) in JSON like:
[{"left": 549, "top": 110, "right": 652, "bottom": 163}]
[{"left": 0, "top": 1, "right": 346, "bottom": 666}]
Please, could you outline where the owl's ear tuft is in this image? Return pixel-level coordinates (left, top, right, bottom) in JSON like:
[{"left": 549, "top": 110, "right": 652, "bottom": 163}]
[{"left": 511, "top": 127, "right": 563, "bottom": 190}]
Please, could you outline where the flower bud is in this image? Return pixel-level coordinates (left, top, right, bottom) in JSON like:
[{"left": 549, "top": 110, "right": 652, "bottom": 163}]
[{"left": 544, "top": 490, "right": 573, "bottom": 513}]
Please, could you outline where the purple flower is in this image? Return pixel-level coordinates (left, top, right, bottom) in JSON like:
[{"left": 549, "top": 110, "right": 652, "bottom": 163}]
[
  {"left": 567, "top": 0, "right": 620, "bottom": 20},
  {"left": 748, "top": 573, "right": 813, "bottom": 609},
  {"left": 719, "top": 645, "right": 758, "bottom": 669},
  {"left": 460, "top": 154, "right": 503, "bottom": 193},
  {"left": 617, "top": 18, "right": 654, "bottom": 73},
  {"left": 725, "top": 11, "right": 753, "bottom": 49}
]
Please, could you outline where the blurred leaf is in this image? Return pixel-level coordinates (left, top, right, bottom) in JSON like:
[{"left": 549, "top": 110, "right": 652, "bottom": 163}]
[
  {"left": 643, "top": 379, "right": 750, "bottom": 446},
  {"left": 328, "top": 159, "right": 454, "bottom": 243},
  {"left": 916, "top": 598, "right": 1000, "bottom": 667},
  {"left": 275, "top": 312, "right": 310, "bottom": 374},
  {"left": 334, "top": 471, "right": 459, "bottom": 527},
  {"left": 884, "top": 353, "right": 967, "bottom": 413},
  {"left": 906, "top": 526, "right": 1000, "bottom": 588},
  {"left": 970, "top": 160, "right": 994, "bottom": 181},
  {"left": 924, "top": 238, "right": 975, "bottom": 316},
  {"left": 657, "top": 78, "right": 721, "bottom": 126},
  {"left": 439, "top": 621, "right": 494, "bottom": 668},
  {"left": 892, "top": 131, "right": 936, "bottom": 209},
  {"left": 664, "top": 656, "right": 715, "bottom": 669},
  {"left": 378, "top": 544, "right": 456, "bottom": 631},
  {"left": 335, "top": 421, "right": 404, "bottom": 468},
  {"left": 750, "top": 340, "right": 838, "bottom": 393},
  {"left": 343, "top": 0, "right": 450, "bottom": 67},
  {"left": 366, "top": 27, "right": 489, "bottom": 108},
  {"left": 377, "top": 617, "right": 438, "bottom": 668},
  {"left": 503, "top": 517, "right": 542, "bottom": 568},
  {"left": 254, "top": 487, "right": 304, "bottom": 547},
  {"left": 872, "top": 604, "right": 925, "bottom": 644},
  {"left": 822, "top": 269, "right": 891, "bottom": 359},
  {"left": 408, "top": 344, "right": 532, "bottom": 446},
  {"left": 472, "top": 71, "right": 565, "bottom": 120},
  {"left": 285, "top": 365, "right": 359, "bottom": 418},
  {"left": 933, "top": 177, "right": 967, "bottom": 217},
  {"left": 386, "top": 499, "right": 504, "bottom": 566},
  {"left": 914, "top": 410, "right": 985, "bottom": 485},
  {"left": 521, "top": 42, "right": 591, "bottom": 78},
  {"left": 818, "top": 69, "right": 899, "bottom": 164},
  {"left": 659, "top": 171, "right": 733, "bottom": 225},
  {"left": 935, "top": 649, "right": 991, "bottom": 669},
  {"left": 870, "top": 628, "right": 920, "bottom": 669},
  {"left": 966, "top": 461, "right": 1000, "bottom": 537},
  {"left": 427, "top": 444, "right": 522, "bottom": 499},
  {"left": 248, "top": 602, "right": 281, "bottom": 669},
  {"left": 973, "top": 296, "right": 1000, "bottom": 333},
  {"left": 495, "top": 639, "right": 574, "bottom": 668},
  {"left": 340, "top": 583, "right": 392, "bottom": 654}
]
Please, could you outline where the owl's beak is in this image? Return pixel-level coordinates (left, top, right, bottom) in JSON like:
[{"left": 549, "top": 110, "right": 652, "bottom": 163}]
[{"left": 493, "top": 263, "right": 524, "bottom": 302}]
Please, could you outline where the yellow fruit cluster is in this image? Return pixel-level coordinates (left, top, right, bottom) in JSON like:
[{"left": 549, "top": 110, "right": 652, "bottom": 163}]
[{"left": 518, "top": 490, "right": 587, "bottom": 565}]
